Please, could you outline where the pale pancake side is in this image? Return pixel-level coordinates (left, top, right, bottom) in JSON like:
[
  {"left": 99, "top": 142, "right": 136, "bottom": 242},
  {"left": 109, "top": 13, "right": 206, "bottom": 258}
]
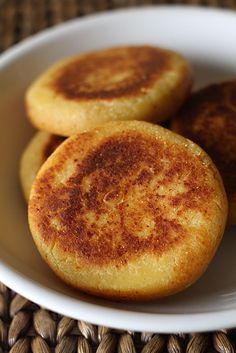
[{"left": 20, "top": 131, "right": 65, "bottom": 201}]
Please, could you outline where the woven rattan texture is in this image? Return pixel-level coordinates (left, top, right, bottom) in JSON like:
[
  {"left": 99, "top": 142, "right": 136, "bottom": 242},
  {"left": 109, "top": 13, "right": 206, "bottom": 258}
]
[
  {"left": 0, "top": 0, "right": 236, "bottom": 51},
  {"left": 0, "top": 282, "right": 235, "bottom": 353}
]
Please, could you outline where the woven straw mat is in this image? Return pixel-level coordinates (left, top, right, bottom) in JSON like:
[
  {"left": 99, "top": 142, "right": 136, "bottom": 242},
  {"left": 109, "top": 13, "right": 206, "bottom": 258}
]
[{"left": 0, "top": 1, "right": 236, "bottom": 352}]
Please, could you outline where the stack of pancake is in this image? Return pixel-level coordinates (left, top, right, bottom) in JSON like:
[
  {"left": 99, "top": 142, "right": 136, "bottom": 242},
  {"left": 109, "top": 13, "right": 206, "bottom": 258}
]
[{"left": 20, "top": 45, "right": 234, "bottom": 301}]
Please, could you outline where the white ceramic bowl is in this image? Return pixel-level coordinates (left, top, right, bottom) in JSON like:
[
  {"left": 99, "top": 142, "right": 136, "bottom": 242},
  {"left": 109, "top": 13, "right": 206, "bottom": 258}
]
[{"left": 0, "top": 5, "right": 236, "bottom": 333}]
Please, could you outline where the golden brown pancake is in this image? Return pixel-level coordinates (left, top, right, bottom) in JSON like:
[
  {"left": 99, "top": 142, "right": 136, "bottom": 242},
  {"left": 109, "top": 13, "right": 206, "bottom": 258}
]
[
  {"left": 26, "top": 46, "right": 192, "bottom": 136},
  {"left": 28, "top": 121, "right": 227, "bottom": 301},
  {"left": 171, "top": 81, "right": 236, "bottom": 224},
  {"left": 20, "top": 131, "right": 65, "bottom": 201}
]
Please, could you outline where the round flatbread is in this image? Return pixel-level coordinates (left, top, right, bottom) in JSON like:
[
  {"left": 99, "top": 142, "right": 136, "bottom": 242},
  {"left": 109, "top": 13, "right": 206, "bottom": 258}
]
[
  {"left": 20, "top": 131, "right": 65, "bottom": 201},
  {"left": 26, "top": 45, "right": 192, "bottom": 136},
  {"left": 28, "top": 120, "right": 227, "bottom": 301},
  {"left": 171, "top": 81, "right": 236, "bottom": 224}
]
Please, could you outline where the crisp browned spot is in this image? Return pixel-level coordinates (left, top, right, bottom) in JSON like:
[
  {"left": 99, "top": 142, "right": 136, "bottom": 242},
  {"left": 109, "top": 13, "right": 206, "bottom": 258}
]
[
  {"left": 30, "top": 132, "right": 214, "bottom": 266},
  {"left": 42, "top": 135, "right": 65, "bottom": 161},
  {"left": 172, "top": 81, "right": 236, "bottom": 200},
  {"left": 51, "top": 46, "right": 170, "bottom": 100}
]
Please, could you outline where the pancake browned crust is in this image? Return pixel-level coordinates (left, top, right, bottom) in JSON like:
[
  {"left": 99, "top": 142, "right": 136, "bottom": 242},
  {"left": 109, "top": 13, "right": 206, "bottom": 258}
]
[
  {"left": 20, "top": 131, "right": 65, "bottom": 201},
  {"left": 26, "top": 46, "right": 192, "bottom": 136},
  {"left": 171, "top": 81, "right": 236, "bottom": 224},
  {"left": 28, "top": 121, "right": 227, "bottom": 301}
]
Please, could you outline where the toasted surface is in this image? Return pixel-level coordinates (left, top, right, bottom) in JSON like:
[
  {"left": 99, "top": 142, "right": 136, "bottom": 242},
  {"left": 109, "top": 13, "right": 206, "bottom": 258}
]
[
  {"left": 28, "top": 121, "right": 227, "bottom": 301},
  {"left": 20, "top": 131, "right": 65, "bottom": 201},
  {"left": 171, "top": 81, "right": 236, "bottom": 224},
  {"left": 26, "top": 46, "right": 192, "bottom": 136}
]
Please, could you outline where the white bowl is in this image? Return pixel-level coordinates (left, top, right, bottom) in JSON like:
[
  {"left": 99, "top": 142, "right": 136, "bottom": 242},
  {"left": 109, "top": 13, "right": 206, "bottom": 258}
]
[{"left": 0, "top": 5, "right": 236, "bottom": 333}]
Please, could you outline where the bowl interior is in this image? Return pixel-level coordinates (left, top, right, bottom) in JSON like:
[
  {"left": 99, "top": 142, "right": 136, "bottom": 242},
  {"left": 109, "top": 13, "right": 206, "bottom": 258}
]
[{"left": 0, "top": 6, "right": 236, "bottom": 332}]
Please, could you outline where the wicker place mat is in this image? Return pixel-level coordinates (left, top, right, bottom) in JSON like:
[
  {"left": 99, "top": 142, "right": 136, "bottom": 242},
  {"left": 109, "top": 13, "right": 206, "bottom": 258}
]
[
  {"left": 0, "top": 0, "right": 236, "bottom": 52},
  {"left": 1, "top": 1, "right": 236, "bottom": 352},
  {"left": 0, "top": 282, "right": 235, "bottom": 353}
]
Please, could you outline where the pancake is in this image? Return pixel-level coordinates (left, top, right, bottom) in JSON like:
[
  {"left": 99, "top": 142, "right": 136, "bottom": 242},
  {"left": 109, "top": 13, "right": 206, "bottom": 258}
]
[
  {"left": 25, "top": 45, "right": 192, "bottom": 136},
  {"left": 28, "top": 120, "right": 227, "bottom": 301},
  {"left": 20, "top": 131, "right": 65, "bottom": 201},
  {"left": 171, "top": 81, "right": 236, "bottom": 224}
]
